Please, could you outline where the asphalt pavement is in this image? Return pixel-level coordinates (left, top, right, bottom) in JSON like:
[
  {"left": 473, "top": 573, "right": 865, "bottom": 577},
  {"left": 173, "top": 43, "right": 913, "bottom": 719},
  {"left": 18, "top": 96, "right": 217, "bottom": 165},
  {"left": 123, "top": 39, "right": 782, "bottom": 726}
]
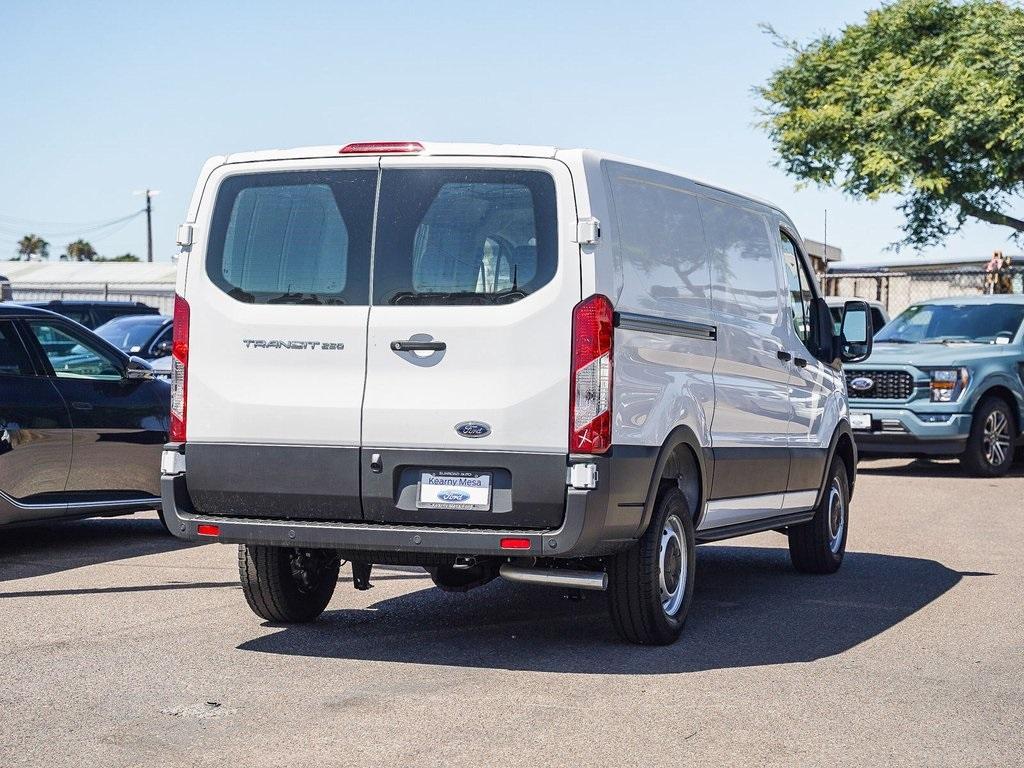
[{"left": 1, "top": 458, "right": 1021, "bottom": 767}]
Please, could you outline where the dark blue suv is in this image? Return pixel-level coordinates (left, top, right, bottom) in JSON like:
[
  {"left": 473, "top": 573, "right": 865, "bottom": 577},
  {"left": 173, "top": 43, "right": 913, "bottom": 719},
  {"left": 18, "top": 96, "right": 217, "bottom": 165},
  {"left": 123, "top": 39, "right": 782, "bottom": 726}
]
[{"left": 844, "top": 295, "right": 1024, "bottom": 476}]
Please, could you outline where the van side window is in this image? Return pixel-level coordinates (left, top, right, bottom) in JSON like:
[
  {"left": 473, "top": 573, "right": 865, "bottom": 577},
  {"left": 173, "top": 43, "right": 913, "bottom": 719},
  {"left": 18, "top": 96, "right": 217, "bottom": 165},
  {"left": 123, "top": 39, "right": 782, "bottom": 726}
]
[
  {"left": 207, "top": 171, "right": 377, "bottom": 305},
  {"left": 605, "top": 162, "right": 710, "bottom": 316},
  {"left": 779, "top": 232, "right": 814, "bottom": 344},
  {"left": 0, "top": 321, "right": 34, "bottom": 376},
  {"left": 700, "top": 199, "right": 780, "bottom": 322},
  {"left": 373, "top": 169, "right": 557, "bottom": 306}
]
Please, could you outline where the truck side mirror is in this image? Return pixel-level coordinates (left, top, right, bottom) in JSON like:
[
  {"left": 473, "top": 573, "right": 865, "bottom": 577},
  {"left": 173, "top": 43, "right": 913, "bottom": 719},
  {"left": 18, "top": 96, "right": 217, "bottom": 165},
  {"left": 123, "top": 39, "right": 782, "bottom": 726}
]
[{"left": 839, "top": 300, "right": 873, "bottom": 363}]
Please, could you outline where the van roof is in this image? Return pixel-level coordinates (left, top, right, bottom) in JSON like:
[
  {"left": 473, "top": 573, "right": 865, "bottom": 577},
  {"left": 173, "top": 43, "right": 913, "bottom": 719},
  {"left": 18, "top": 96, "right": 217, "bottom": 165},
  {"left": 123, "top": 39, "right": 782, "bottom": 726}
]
[{"left": 215, "top": 142, "right": 781, "bottom": 217}]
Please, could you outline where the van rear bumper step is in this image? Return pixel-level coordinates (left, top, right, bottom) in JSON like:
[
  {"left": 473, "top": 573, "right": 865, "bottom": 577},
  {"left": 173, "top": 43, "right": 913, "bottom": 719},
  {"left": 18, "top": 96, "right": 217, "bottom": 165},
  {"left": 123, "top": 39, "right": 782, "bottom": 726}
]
[{"left": 161, "top": 474, "right": 630, "bottom": 558}]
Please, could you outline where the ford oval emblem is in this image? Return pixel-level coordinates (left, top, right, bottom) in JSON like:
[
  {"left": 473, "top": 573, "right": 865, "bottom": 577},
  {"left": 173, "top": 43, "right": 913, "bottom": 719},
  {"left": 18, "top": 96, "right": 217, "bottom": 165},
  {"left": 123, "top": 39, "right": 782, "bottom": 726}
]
[
  {"left": 455, "top": 421, "right": 491, "bottom": 438},
  {"left": 438, "top": 490, "right": 470, "bottom": 502},
  {"left": 849, "top": 376, "right": 874, "bottom": 392}
]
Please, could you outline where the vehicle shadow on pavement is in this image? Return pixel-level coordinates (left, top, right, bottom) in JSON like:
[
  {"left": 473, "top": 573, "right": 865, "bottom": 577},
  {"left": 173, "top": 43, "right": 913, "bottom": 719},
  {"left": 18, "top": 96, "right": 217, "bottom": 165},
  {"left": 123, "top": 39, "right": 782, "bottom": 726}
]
[
  {"left": 0, "top": 513, "right": 199, "bottom": 583},
  {"left": 238, "top": 546, "right": 968, "bottom": 673},
  {"left": 857, "top": 458, "right": 1024, "bottom": 478}
]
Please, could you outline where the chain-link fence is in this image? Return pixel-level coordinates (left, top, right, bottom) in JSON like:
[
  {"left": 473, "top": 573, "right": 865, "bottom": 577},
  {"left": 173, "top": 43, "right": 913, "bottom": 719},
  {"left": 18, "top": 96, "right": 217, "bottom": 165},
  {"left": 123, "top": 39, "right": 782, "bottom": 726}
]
[
  {"left": 823, "top": 268, "right": 1024, "bottom": 317},
  {"left": 7, "top": 282, "right": 175, "bottom": 314}
]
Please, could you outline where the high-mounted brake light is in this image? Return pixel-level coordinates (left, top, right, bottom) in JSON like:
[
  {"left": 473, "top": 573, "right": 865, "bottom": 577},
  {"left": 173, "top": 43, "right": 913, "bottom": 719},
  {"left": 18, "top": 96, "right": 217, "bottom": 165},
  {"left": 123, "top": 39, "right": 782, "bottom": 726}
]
[
  {"left": 339, "top": 141, "right": 424, "bottom": 155},
  {"left": 570, "top": 294, "right": 614, "bottom": 454},
  {"left": 169, "top": 294, "right": 189, "bottom": 442}
]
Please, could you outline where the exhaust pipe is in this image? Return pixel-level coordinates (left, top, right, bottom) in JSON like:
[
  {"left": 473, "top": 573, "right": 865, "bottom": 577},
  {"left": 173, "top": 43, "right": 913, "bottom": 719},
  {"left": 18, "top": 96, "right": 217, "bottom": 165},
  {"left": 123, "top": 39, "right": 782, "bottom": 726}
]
[{"left": 499, "top": 564, "right": 608, "bottom": 591}]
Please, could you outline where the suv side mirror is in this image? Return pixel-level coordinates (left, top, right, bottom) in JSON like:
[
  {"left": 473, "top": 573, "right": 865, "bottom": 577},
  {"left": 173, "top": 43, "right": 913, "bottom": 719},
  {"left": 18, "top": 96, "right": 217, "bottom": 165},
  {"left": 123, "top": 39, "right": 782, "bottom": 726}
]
[
  {"left": 125, "top": 355, "right": 156, "bottom": 380},
  {"left": 839, "top": 300, "right": 873, "bottom": 363}
]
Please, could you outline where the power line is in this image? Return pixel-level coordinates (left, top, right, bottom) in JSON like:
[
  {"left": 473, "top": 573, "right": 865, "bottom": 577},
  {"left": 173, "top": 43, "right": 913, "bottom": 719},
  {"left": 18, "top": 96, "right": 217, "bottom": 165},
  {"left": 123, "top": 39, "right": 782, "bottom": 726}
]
[{"left": 0, "top": 210, "right": 145, "bottom": 240}]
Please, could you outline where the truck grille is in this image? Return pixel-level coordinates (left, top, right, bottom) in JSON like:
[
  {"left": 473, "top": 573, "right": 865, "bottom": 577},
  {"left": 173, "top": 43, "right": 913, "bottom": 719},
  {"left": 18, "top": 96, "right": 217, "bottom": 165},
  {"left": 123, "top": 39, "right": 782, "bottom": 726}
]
[{"left": 845, "top": 370, "right": 914, "bottom": 400}]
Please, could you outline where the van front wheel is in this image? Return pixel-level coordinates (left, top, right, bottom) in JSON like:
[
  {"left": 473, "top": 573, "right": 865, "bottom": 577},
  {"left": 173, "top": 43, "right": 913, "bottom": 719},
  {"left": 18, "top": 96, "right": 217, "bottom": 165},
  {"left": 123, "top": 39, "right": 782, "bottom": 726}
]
[
  {"left": 607, "top": 486, "right": 696, "bottom": 645},
  {"left": 238, "top": 545, "right": 339, "bottom": 622},
  {"left": 788, "top": 458, "right": 849, "bottom": 574}
]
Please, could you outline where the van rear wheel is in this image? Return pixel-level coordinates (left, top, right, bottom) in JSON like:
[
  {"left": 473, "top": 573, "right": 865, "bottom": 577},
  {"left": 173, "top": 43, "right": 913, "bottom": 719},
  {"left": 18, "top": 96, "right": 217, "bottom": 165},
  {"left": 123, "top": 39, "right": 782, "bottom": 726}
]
[
  {"left": 238, "top": 545, "right": 339, "bottom": 622},
  {"left": 607, "top": 486, "right": 696, "bottom": 645},
  {"left": 787, "top": 458, "right": 849, "bottom": 574}
]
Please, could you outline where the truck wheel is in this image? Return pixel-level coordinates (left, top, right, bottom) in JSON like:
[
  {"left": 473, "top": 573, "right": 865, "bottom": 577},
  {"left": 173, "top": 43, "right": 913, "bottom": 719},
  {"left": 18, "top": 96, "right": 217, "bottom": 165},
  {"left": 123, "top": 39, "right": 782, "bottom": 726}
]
[
  {"left": 607, "top": 486, "right": 695, "bottom": 645},
  {"left": 237, "top": 545, "right": 339, "bottom": 622},
  {"left": 961, "top": 398, "right": 1015, "bottom": 477},
  {"left": 788, "top": 457, "right": 849, "bottom": 574}
]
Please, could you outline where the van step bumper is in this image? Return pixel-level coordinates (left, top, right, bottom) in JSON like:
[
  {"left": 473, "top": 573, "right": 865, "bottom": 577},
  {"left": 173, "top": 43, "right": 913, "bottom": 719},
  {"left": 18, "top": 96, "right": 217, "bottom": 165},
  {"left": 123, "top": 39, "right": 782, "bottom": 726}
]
[{"left": 161, "top": 473, "right": 631, "bottom": 558}]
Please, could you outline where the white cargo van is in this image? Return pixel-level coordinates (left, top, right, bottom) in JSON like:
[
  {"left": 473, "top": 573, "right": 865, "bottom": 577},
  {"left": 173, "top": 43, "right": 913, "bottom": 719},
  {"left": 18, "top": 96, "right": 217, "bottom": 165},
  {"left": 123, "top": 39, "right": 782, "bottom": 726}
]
[{"left": 162, "top": 141, "right": 872, "bottom": 645}]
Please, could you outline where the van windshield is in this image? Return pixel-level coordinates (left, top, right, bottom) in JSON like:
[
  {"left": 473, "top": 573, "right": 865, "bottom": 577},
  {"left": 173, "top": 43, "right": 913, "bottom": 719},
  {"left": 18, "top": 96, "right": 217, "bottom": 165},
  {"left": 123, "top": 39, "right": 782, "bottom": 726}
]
[{"left": 206, "top": 168, "right": 557, "bottom": 306}]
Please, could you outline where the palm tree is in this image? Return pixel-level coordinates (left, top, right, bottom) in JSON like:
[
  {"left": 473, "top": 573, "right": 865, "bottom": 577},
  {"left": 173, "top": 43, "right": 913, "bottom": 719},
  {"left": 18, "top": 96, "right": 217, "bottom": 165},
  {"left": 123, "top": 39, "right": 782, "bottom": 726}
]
[
  {"left": 64, "top": 239, "right": 98, "bottom": 261},
  {"left": 15, "top": 234, "right": 49, "bottom": 261}
]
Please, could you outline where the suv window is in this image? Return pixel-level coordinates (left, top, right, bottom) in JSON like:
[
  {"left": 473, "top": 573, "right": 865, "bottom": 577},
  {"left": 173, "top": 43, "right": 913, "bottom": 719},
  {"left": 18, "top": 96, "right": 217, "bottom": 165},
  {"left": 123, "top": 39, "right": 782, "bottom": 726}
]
[
  {"left": 779, "top": 232, "right": 815, "bottom": 345},
  {"left": 26, "top": 322, "right": 122, "bottom": 380},
  {"left": 373, "top": 169, "right": 557, "bottom": 305},
  {"left": 207, "top": 171, "right": 377, "bottom": 305},
  {"left": 0, "top": 321, "right": 34, "bottom": 376}
]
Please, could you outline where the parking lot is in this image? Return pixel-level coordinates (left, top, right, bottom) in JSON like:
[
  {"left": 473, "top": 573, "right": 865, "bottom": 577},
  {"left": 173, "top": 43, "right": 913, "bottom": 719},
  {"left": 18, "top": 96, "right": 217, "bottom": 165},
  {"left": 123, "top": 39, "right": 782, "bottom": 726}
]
[{"left": 1, "top": 458, "right": 1021, "bottom": 768}]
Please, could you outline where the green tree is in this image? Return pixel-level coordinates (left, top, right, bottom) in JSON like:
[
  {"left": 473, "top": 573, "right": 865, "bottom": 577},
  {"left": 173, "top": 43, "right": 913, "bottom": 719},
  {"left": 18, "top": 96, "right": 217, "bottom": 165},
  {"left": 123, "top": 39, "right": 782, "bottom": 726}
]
[
  {"left": 758, "top": 0, "right": 1024, "bottom": 248},
  {"left": 15, "top": 234, "right": 49, "bottom": 260},
  {"left": 94, "top": 252, "right": 140, "bottom": 262},
  {"left": 63, "top": 239, "right": 98, "bottom": 261}
]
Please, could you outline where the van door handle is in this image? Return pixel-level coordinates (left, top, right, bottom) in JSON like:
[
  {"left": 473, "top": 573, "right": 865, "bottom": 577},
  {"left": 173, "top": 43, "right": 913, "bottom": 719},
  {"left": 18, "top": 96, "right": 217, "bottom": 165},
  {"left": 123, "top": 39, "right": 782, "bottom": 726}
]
[
  {"left": 793, "top": 357, "right": 808, "bottom": 368},
  {"left": 777, "top": 350, "right": 792, "bottom": 362},
  {"left": 391, "top": 340, "right": 446, "bottom": 352},
  {"left": 71, "top": 401, "right": 94, "bottom": 411}
]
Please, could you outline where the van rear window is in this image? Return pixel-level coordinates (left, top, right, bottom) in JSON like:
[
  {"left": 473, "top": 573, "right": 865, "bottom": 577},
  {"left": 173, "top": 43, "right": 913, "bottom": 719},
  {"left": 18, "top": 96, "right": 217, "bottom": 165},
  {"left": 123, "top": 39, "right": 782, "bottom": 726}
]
[
  {"left": 373, "top": 169, "right": 558, "bottom": 305},
  {"left": 207, "top": 171, "right": 377, "bottom": 305},
  {"left": 206, "top": 168, "right": 556, "bottom": 306}
]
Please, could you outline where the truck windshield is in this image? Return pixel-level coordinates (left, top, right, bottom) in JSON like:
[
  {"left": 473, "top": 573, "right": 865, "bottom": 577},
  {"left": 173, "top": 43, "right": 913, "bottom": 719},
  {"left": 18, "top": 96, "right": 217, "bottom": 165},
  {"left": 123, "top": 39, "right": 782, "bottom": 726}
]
[{"left": 876, "top": 303, "right": 1024, "bottom": 344}]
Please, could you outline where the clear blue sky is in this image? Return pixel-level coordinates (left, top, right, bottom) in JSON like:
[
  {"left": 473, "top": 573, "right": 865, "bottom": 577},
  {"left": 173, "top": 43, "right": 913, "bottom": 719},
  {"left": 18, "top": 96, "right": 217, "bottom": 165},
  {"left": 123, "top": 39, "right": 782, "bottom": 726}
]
[{"left": 0, "top": 0, "right": 1013, "bottom": 264}]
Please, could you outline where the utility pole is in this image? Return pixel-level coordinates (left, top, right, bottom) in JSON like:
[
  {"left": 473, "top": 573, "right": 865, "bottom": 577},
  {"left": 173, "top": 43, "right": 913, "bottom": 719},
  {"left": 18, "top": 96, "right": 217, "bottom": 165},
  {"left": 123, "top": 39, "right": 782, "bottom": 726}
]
[{"left": 134, "top": 189, "right": 160, "bottom": 262}]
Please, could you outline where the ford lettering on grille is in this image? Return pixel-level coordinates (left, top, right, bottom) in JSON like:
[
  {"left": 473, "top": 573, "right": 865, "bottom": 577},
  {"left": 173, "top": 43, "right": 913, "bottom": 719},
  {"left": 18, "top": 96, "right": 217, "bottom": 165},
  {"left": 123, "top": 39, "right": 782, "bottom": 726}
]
[{"left": 850, "top": 377, "right": 874, "bottom": 392}]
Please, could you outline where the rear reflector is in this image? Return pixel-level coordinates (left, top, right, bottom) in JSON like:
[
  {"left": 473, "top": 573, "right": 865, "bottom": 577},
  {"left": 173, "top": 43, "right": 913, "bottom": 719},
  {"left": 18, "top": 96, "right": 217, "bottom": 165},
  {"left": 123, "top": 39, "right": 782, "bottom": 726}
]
[
  {"left": 196, "top": 524, "right": 220, "bottom": 537},
  {"left": 500, "top": 537, "right": 532, "bottom": 550},
  {"left": 339, "top": 141, "right": 424, "bottom": 154}
]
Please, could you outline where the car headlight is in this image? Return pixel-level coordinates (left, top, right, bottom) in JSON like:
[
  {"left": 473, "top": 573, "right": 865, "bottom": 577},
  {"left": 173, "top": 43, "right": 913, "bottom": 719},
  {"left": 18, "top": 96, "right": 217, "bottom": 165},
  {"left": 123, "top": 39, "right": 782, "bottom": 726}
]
[{"left": 927, "top": 368, "right": 969, "bottom": 402}]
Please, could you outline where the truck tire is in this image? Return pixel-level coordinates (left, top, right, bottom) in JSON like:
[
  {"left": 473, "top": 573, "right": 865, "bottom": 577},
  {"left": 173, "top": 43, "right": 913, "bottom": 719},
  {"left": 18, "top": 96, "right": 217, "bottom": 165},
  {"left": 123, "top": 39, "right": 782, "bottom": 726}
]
[
  {"left": 788, "top": 457, "right": 849, "bottom": 574},
  {"left": 238, "top": 545, "right": 339, "bottom": 622},
  {"left": 608, "top": 486, "right": 696, "bottom": 645},
  {"left": 960, "top": 397, "right": 1015, "bottom": 477}
]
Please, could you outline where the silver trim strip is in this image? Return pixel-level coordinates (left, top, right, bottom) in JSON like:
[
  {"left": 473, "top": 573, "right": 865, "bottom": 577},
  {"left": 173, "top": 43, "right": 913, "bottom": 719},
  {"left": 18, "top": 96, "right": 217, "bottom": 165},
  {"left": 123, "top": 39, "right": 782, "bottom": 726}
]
[
  {"left": 614, "top": 311, "right": 717, "bottom": 341},
  {"left": 0, "top": 489, "right": 159, "bottom": 512},
  {"left": 699, "top": 490, "right": 818, "bottom": 531}
]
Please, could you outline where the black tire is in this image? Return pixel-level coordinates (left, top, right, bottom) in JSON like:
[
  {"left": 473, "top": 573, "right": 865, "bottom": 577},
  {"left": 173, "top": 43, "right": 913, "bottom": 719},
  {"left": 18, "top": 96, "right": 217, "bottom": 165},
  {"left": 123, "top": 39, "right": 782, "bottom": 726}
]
[
  {"left": 608, "top": 486, "right": 696, "bottom": 645},
  {"left": 788, "top": 457, "right": 849, "bottom": 574},
  {"left": 238, "top": 545, "right": 339, "bottom": 622},
  {"left": 960, "top": 397, "right": 1015, "bottom": 477}
]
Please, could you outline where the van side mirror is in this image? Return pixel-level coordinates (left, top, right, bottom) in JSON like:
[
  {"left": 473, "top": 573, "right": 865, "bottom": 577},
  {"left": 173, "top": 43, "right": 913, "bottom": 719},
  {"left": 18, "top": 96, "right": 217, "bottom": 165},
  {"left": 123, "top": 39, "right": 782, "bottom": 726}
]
[
  {"left": 839, "top": 300, "right": 873, "bottom": 363},
  {"left": 810, "top": 297, "right": 836, "bottom": 362},
  {"left": 125, "top": 356, "right": 156, "bottom": 380}
]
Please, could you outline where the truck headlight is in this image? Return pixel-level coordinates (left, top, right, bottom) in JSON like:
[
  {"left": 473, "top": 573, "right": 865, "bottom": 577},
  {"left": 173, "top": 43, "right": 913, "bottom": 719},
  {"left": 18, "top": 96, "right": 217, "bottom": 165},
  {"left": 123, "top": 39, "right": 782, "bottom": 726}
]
[{"left": 927, "top": 368, "right": 969, "bottom": 402}]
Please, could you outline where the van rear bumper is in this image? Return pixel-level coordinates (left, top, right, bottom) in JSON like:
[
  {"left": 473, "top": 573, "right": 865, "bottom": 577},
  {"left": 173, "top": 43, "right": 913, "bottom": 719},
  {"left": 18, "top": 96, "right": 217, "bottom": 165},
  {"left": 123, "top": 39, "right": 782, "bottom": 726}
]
[{"left": 161, "top": 472, "right": 623, "bottom": 558}]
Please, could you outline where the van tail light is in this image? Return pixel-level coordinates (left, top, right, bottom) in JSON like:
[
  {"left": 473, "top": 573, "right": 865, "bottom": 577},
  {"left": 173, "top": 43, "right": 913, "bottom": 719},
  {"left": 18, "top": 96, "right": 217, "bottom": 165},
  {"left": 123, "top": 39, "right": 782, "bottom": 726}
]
[
  {"left": 570, "top": 294, "right": 614, "bottom": 454},
  {"left": 170, "top": 294, "right": 189, "bottom": 442}
]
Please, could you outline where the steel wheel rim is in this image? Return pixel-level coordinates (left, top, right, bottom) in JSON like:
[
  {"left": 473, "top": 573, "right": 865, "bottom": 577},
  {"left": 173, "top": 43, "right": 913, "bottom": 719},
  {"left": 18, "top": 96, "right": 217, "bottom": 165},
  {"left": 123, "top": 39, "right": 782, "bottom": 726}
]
[
  {"left": 983, "top": 410, "right": 1011, "bottom": 467},
  {"left": 659, "top": 514, "right": 687, "bottom": 617},
  {"left": 827, "top": 479, "right": 845, "bottom": 554}
]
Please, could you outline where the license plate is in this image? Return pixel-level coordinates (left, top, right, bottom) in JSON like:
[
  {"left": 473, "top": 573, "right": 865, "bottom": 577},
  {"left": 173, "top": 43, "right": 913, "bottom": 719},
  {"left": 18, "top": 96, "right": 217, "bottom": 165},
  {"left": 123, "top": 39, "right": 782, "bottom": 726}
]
[
  {"left": 850, "top": 412, "right": 872, "bottom": 430},
  {"left": 416, "top": 471, "right": 492, "bottom": 511}
]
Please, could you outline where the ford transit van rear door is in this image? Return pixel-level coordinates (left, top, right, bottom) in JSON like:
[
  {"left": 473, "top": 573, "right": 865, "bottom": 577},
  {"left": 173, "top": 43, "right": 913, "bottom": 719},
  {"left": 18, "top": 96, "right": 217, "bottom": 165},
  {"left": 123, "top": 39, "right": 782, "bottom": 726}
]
[{"left": 360, "top": 156, "right": 581, "bottom": 529}]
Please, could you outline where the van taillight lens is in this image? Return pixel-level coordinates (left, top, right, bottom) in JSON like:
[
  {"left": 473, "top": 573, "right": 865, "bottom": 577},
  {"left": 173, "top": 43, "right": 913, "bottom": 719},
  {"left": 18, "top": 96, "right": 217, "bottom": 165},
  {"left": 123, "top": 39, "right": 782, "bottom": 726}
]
[
  {"left": 570, "top": 294, "right": 614, "bottom": 454},
  {"left": 170, "top": 294, "right": 189, "bottom": 442}
]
